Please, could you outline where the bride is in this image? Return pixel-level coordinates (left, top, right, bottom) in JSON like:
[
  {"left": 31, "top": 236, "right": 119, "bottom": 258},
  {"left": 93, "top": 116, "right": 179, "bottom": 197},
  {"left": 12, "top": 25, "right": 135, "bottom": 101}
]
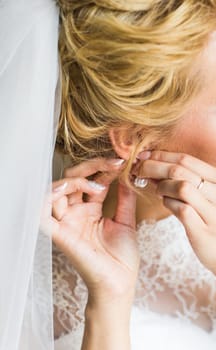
[
  {"left": 51, "top": 1, "right": 216, "bottom": 349},
  {"left": 1, "top": 0, "right": 216, "bottom": 349}
]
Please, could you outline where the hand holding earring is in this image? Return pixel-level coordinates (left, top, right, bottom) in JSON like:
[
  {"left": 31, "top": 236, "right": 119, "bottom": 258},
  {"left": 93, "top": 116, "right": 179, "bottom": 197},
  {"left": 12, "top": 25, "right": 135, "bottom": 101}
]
[
  {"left": 134, "top": 149, "right": 216, "bottom": 276},
  {"left": 133, "top": 150, "right": 152, "bottom": 188}
]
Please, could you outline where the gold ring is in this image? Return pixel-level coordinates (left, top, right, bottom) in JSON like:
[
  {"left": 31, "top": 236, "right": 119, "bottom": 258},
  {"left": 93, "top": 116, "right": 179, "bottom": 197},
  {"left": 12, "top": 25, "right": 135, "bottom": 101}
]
[{"left": 197, "top": 178, "right": 205, "bottom": 190}]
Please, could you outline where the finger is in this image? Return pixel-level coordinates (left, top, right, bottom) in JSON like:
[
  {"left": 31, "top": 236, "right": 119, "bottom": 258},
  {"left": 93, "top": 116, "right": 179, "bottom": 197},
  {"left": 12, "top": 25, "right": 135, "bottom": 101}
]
[
  {"left": 40, "top": 192, "right": 58, "bottom": 237},
  {"left": 162, "top": 197, "right": 208, "bottom": 255},
  {"left": 157, "top": 179, "right": 215, "bottom": 225},
  {"left": 52, "top": 196, "right": 68, "bottom": 221},
  {"left": 67, "top": 191, "right": 83, "bottom": 205},
  {"left": 63, "top": 158, "right": 125, "bottom": 178},
  {"left": 114, "top": 182, "right": 136, "bottom": 229},
  {"left": 136, "top": 152, "right": 216, "bottom": 204},
  {"left": 142, "top": 150, "right": 216, "bottom": 183},
  {"left": 134, "top": 159, "right": 201, "bottom": 187},
  {"left": 52, "top": 202, "right": 102, "bottom": 251},
  {"left": 52, "top": 177, "right": 106, "bottom": 203},
  {"left": 87, "top": 170, "right": 120, "bottom": 203},
  {"left": 195, "top": 179, "right": 216, "bottom": 204}
]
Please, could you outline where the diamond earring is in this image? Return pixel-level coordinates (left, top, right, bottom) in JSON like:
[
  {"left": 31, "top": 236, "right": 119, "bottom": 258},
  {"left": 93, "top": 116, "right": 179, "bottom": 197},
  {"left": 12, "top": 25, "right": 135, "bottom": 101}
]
[{"left": 134, "top": 177, "right": 148, "bottom": 188}]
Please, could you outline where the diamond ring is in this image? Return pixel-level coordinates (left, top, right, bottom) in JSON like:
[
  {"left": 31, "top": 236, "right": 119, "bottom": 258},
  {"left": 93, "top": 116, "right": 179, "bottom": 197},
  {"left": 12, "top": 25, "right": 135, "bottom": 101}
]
[{"left": 197, "top": 178, "right": 205, "bottom": 190}]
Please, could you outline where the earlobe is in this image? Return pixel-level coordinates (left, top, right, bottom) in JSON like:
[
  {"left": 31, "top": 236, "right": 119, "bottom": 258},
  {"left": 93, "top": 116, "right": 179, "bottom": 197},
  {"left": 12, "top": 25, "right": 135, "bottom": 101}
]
[
  {"left": 109, "top": 127, "right": 135, "bottom": 160},
  {"left": 109, "top": 126, "right": 154, "bottom": 163}
]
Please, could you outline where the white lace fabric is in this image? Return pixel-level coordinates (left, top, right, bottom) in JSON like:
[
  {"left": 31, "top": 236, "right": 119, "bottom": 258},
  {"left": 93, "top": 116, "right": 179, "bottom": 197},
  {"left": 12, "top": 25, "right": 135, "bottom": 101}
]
[
  {"left": 52, "top": 214, "right": 216, "bottom": 344},
  {"left": 134, "top": 216, "right": 216, "bottom": 332}
]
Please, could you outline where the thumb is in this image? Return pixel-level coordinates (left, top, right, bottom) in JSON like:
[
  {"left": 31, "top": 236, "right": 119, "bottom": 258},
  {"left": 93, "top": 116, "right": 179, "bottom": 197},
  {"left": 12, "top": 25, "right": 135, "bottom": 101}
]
[
  {"left": 114, "top": 182, "right": 136, "bottom": 229},
  {"left": 52, "top": 196, "right": 68, "bottom": 221}
]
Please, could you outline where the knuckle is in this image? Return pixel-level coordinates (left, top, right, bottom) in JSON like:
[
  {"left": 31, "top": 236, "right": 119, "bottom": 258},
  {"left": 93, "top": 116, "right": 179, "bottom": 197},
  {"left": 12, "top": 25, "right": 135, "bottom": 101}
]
[
  {"left": 168, "top": 165, "right": 182, "bottom": 179},
  {"left": 74, "top": 177, "right": 85, "bottom": 191},
  {"left": 62, "top": 176, "right": 83, "bottom": 192},
  {"left": 177, "top": 204, "right": 191, "bottom": 219},
  {"left": 178, "top": 154, "right": 189, "bottom": 166},
  {"left": 151, "top": 150, "right": 162, "bottom": 161},
  {"left": 89, "top": 157, "right": 108, "bottom": 171},
  {"left": 177, "top": 181, "right": 190, "bottom": 198}
]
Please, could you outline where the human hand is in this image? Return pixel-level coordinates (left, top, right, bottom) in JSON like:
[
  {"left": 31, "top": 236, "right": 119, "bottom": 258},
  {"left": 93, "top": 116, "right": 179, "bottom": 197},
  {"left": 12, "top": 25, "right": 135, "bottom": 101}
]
[
  {"left": 50, "top": 158, "right": 140, "bottom": 304},
  {"left": 134, "top": 150, "right": 216, "bottom": 275}
]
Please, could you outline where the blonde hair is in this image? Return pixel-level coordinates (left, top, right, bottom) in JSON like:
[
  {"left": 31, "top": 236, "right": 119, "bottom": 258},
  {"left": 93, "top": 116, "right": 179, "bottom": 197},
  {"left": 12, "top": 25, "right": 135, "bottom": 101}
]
[{"left": 56, "top": 0, "right": 216, "bottom": 182}]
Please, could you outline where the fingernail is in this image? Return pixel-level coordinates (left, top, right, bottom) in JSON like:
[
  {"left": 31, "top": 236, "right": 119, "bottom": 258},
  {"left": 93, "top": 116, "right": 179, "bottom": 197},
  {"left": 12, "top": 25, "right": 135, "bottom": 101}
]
[
  {"left": 88, "top": 181, "right": 106, "bottom": 191},
  {"left": 137, "top": 150, "right": 152, "bottom": 160},
  {"left": 108, "top": 158, "right": 125, "bottom": 166},
  {"left": 53, "top": 182, "right": 68, "bottom": 192}
]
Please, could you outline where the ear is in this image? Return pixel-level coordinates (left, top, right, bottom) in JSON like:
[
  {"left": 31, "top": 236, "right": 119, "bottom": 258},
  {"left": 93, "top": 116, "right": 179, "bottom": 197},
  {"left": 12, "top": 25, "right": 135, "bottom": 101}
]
[
  {"left": 109, "top": 127, "right": 144, "bottom": 161},
  {"left": 109, "top": 127, "right": 148, "bottom": 160},
  {"left": 109, "top": 126, "right": 155, "bottom": 160}
]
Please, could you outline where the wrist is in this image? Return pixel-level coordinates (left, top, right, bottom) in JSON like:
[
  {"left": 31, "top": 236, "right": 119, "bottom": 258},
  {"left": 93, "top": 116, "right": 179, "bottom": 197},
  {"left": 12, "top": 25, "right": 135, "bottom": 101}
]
[
  {"left": 87, "top": 280, "right": 136, "bottom": 305},
  {"left": 86, "top": 292, "right": 133, "bottom": 319},
  {"left": 85, "top": 290, "right": 134, "bottom": 338},
  {"left": 87, "top": 287, "right": 135, "bottom": 313},
  {"left": 83, "top": 297, "right": 132, "bottom": 350}
]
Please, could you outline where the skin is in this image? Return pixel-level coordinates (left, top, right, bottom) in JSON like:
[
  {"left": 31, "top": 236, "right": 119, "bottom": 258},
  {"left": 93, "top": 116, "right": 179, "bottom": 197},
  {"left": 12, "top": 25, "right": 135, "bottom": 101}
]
[
  {"left": 158, "top": 30, "right": 216, "bottom": 166},
  {"left": 48, "top": 32, "right": 216, "bottom": 349},
  {"left": 49, "top": 159, "right": 138, "bottom": 350},
  {"left": 104, "top": 31, "right": 216, "bottom": 228},
  {"left": 131, "top": 31, "right": 216, "bottom": 273},
  {"left": 132, "top": 30, "right": 216, "bottom": 223}
]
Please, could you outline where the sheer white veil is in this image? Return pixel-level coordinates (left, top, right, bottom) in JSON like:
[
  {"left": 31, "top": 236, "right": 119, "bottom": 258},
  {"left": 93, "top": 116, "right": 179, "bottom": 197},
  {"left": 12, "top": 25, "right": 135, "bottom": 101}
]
[{"left": 0, "top": 0, "right": 60, "bottom": 349}]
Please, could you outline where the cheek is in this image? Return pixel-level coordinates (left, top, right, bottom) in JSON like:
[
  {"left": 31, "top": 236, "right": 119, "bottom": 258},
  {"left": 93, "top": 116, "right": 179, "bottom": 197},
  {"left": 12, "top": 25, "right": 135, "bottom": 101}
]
[{"left": 160, "top": 114, "right": 216, "bottom": 166}]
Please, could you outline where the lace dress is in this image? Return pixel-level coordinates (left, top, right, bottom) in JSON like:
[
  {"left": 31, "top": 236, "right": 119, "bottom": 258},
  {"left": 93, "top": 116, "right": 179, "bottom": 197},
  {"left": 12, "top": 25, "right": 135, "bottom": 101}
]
[{"left": 52, "top": 152, "right": 216, "bottom": 349}]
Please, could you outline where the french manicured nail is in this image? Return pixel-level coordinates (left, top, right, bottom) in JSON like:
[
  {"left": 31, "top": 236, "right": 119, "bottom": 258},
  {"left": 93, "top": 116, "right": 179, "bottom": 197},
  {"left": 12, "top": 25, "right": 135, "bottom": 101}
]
[
  {"left": 53, "top": 182, "right": 68, "bottom": 192},
  {"left": 108, "top": 158, "right": 125, "bottom": 166},
  {"left": 137, "top": 150, "right": 152, "bottom": 160},
  {"left": 88, "top": 181, "right": 106, "bottom": 191}
]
